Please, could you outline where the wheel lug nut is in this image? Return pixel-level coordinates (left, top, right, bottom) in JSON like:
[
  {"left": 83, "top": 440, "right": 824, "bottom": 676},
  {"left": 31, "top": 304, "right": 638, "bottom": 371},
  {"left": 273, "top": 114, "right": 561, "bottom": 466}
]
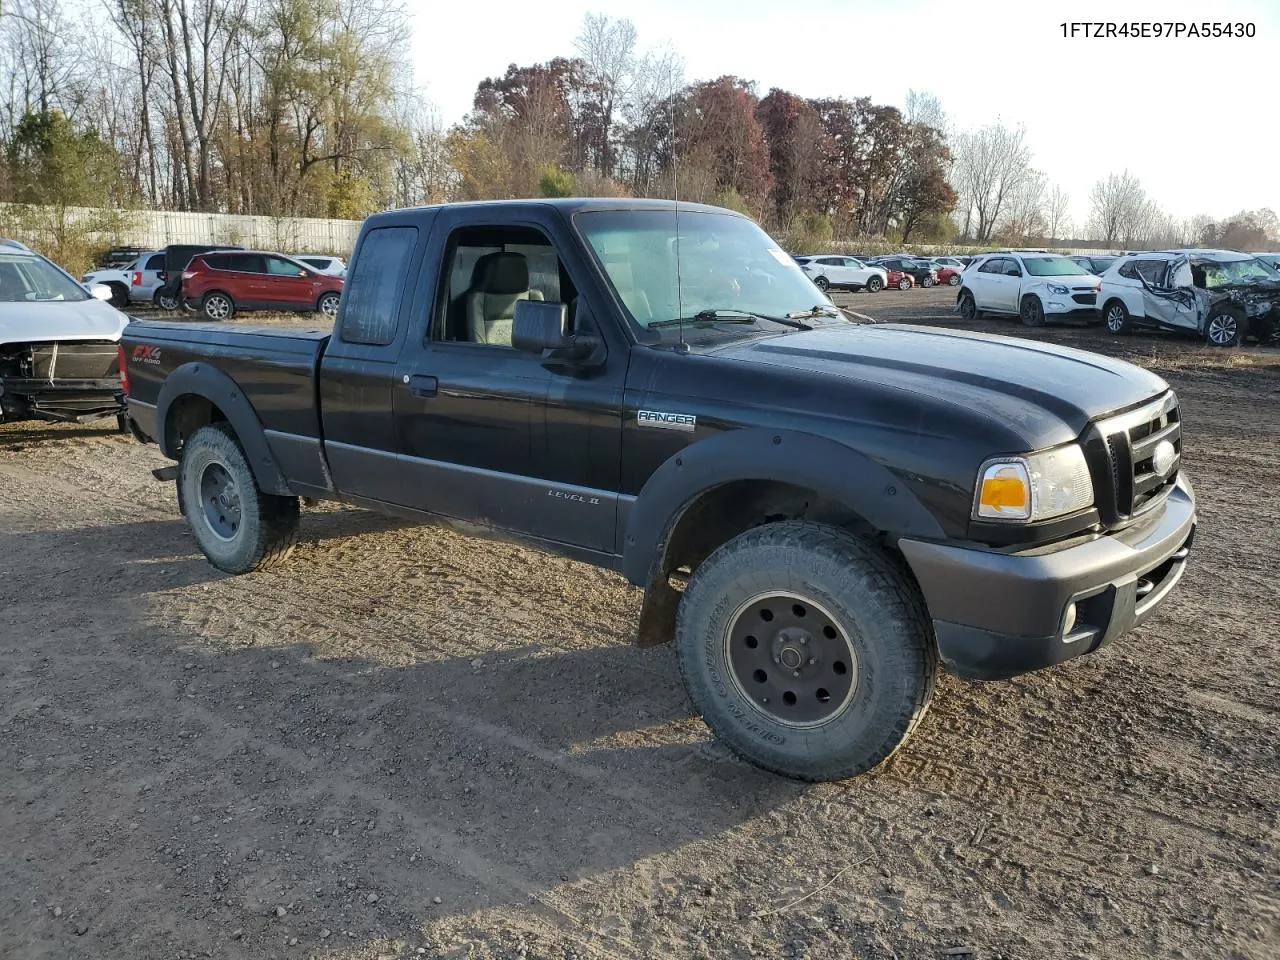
[
  {"left": 792, "top": 670, "right": 800, "bottom": 678},
  {"left": 799, "top": 637, "right": 807, "bottom": 644},
  {"left": 807, "top": 658, "right": 816, "bottom": 666}
]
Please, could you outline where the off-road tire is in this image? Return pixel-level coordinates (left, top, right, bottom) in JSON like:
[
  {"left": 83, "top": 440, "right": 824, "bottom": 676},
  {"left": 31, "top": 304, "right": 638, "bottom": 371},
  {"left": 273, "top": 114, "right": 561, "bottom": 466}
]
[
  {"left": 1019, "top": 294, "right": 1046, "bottom": 327},
  {"left": 179, "top": 423, "right": 299, "bottom": 574},
  {"left": 1103, "top": 299, "right": 1132, "bottom": 335},
  {"left": 675, "top": 521, "right": 937, "bottom": 782},
  {"left": 865, "top": 275, "right": 884, "bottom": 293},
  {"left": 1205, "top": 306, "right": 1244, "bottom": 347}
]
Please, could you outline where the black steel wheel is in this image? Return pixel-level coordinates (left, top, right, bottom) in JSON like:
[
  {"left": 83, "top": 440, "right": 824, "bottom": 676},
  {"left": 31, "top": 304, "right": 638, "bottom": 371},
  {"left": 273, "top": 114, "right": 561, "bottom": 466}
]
[
  {"left": 726, "top": 593, "right": 857, "bottom": 727},
  {"left": 179, "top": 423, "right": 299, "bottom": 573},
  {"left": 675, "top": 521, "right": 937, "bottom": 782}
]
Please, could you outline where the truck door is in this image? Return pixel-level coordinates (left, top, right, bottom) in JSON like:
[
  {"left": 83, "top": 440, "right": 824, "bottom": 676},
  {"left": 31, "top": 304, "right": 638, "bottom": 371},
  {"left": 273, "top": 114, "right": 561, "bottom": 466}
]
[
  {"left": 391, "top": 206, "right": 627, "bottom": 554},
  {"left": 318, "top": 216, "right": 432, "bottom": 503}
]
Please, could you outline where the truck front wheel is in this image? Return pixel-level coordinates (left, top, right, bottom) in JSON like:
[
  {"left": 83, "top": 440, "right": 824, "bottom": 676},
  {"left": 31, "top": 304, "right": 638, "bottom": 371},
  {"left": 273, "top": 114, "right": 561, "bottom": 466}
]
[
  {"left": 179, "top": 423, "right": 299, "bottom": 574},
  {"left": 675, "top": 521, "right": 936, "bottom": 781}
]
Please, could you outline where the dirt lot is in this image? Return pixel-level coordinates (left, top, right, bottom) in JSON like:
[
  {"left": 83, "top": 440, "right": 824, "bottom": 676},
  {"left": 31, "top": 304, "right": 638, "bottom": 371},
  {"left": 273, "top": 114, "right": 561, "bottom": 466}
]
[{"left": 2, "top": 293, "right": 1278, "bottom": 960}]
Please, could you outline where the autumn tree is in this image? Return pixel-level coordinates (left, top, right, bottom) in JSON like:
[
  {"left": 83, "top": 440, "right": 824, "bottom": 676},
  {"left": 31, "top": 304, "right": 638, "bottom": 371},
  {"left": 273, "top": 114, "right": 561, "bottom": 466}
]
[{"left": 755, "top": 89, "right": 832, "bottom": 228}]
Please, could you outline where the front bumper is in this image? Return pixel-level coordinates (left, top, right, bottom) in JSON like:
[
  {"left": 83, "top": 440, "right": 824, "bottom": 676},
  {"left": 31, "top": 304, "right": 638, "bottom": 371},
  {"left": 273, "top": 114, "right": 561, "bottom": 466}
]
[
  {"left": 0, "top": 378, "right": 125, "bottom": 423},
  {"left": 899, "top": 474, "right": 1195, "bottom": 680}
]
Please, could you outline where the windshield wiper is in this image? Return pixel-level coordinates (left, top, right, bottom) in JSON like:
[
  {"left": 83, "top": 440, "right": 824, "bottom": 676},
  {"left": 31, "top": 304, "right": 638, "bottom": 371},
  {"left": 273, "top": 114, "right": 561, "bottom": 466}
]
[
  {"left": 787, "top": 304, "right": 843, "bottom": 320},
  {"left": 648, "top": 308, "right": 813, "bottom": 331}
]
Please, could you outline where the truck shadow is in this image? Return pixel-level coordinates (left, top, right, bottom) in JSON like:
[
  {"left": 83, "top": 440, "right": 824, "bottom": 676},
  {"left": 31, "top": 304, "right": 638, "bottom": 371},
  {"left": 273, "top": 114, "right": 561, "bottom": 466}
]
[{"left": 1, "top": 517, "right": 806, "bottom": 957}]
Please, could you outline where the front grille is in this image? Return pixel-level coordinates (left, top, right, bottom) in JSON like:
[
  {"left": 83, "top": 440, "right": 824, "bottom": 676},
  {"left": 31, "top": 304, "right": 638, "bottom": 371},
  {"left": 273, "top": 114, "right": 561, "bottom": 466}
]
[
  {"left": 1086, "top": 393, "right": 1181, "bottom": 525},
  {"left": 1072, "top": 293, "right": 1097, "bottom": 305},
  {"left": 27, "top": 341, "right": 120, "bottom": 381}
]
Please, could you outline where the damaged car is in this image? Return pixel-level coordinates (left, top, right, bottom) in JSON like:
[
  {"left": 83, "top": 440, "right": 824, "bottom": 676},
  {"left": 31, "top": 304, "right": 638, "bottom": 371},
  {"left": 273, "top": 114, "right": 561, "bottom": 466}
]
[
  {"left": 1098, "top": 250, "right": 1280, "bottom": 347},
  {"left": 0, "top": 245, "right": 128, "bottom": 426}
]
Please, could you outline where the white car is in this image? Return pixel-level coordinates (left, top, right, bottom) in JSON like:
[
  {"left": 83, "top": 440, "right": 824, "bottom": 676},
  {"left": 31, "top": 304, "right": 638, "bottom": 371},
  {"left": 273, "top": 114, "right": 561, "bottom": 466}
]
[
  {"left": 795, "top": 255, "right": 887, "bottom": 293},
  {"left": 930, "top": 256, "right": 968, "bottom": 270},
  {"left": 292, "top": 255, "right": 346, "bottom": 277},
  {"left": 955, "top": 252, "right": 1101, "bottom": 326},
  {"left": 1, "top": 246, "right": 128, "bottom": 424},
  {"left": 81, "top": 265, "right": 134, "bottom": 308},
  {"left": 1097, "top": 249, "right": 1280, "bottom": 346}
]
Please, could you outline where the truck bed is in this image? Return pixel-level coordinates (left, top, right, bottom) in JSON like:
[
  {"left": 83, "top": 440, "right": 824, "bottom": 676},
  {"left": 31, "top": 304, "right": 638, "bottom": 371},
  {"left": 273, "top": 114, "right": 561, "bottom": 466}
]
[{"left": 122, "top": 320, "right": 330, "bottom": 444}]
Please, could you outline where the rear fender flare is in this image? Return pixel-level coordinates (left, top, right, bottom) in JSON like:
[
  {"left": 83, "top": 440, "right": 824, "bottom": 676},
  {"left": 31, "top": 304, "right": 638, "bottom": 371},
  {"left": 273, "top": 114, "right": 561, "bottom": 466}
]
[
  {"left": 155, "top": 362, "right": 290, "bottom": 495},
  {"left": 620, "top": 428, "right": 945, "bottom": 586}
]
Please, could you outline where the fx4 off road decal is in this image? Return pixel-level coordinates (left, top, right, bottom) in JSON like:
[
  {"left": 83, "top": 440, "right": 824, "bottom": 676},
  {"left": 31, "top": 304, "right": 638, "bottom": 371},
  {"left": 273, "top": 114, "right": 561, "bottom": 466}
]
[
  {"left": 637, "top": 409, "right": 696, "bottom": 432},
  {"left": 132, "top": 345, "right": 163, "bottom": 365}
]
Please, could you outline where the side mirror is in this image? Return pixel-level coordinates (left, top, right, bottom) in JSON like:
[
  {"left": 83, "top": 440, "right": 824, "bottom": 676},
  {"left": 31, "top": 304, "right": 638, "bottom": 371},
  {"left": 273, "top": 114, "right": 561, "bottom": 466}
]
[
  {"left": 90, "top": 283, "right": 113, "bottom": 302},
  {"left": 512, "top": 299, "right": 600, "bottom": 363}
]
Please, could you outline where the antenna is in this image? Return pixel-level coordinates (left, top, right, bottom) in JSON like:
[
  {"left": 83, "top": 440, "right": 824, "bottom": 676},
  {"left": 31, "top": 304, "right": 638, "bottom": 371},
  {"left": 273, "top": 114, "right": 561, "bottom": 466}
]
[{"left": 670, "top": 97, "right": 688, "bottom": 353}]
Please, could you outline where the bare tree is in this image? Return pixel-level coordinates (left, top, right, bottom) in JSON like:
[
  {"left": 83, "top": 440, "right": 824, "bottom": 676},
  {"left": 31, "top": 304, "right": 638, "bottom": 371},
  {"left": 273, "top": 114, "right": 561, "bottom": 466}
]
[
  {"left": 951, "top": 122, "right": 1031, "bottom": 242},
  {"left": 1045, "top": 183, "right": 1070, "bottom": 241},
  {"left": 573, "top": 12, "right": 636, "bottom": 178},
  {"left": 904, "top": 89, "right": 945, "bottom": 130},
  {"left": 622, "top": 41, "right": 684, "bottom": 194},
  {"left": 999, "top": 170, "right": 1046, "bottom": 243},
  {"left": 1089, "top": 170, "right": 1148, "bottom": 247}
]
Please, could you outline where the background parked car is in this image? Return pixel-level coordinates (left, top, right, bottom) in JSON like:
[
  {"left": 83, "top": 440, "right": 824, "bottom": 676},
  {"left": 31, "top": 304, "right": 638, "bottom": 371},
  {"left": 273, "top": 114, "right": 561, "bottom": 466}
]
[
  {"left": 930, "top": 256, "right": 968, "bottom": 271},
  {"left": 81, "top": 263, "right": 134, "bottom": 308},
  {"left": 128, "top": 250, "right": 168, "bottom": 305},
  {"left": 291, "top": 254, "right": 346, "bottom": 277},
  {"left": 1097, "top": 249, "right": 1280, "bottom": 346},
  {"left": 795, "top": 255, "right": 887, "bottom": 292},
  {"left": 872, "top": 257, "right": 938, "bottom": 288},
  {"left": 957, "top": 252, "right": 1101, "bottom": 326},
  {"left": 95, "top": 245, "right": 146, "bottom": 270},
  {"left": 182, "top": 251, "right": 344, "bottom": 321},
  {"left": 930, "top": 263, "right": 963, "bottom": 286},
  {"left": 155, "top": 244, "right": 245, "bottom": 310},
  {"left": 1070, "top": 254, "right": 1119, "bottom": 276}
]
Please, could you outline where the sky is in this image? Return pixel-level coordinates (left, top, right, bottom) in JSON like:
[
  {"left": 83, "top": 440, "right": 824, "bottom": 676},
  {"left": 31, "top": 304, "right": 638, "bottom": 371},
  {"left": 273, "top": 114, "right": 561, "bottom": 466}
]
[{"left": 407, "top": 0, "right": 1279, "bottom": 230}]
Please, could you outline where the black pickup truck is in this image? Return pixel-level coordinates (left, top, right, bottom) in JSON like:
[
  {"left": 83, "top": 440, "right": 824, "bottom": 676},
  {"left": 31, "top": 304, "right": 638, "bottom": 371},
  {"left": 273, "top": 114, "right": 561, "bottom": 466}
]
[{"left": 122, "top": 199, "right": 1196, "bottom": 782}]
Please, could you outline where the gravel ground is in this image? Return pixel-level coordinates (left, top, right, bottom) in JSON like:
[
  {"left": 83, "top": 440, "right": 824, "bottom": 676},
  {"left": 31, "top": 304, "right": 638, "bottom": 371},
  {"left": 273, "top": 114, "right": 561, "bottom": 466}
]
[{"left": 1, "top": 296, "right": 1277, "bottom": 960}]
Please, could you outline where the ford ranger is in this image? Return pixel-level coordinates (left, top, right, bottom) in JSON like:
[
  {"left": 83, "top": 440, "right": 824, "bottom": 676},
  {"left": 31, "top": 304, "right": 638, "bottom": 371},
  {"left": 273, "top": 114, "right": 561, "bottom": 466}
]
[{"left": 121, "top": 199, "right": 1196, "bottom": 781}]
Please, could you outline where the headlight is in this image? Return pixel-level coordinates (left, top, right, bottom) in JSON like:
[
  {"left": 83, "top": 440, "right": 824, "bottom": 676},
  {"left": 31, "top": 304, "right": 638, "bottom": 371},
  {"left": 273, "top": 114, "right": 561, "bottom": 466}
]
[
  {"left": 973, "top": 444, "right": 1094, "bottom": 522},
  {"left": 1047, "top": 282, "right": 1069, "bottom": 295}
]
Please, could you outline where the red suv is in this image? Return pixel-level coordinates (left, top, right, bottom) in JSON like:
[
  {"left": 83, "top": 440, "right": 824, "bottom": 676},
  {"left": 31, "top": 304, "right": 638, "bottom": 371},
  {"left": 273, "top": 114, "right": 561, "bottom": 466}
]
[{"left": 182, "top": 252, "right": 344, "bottom": 321}]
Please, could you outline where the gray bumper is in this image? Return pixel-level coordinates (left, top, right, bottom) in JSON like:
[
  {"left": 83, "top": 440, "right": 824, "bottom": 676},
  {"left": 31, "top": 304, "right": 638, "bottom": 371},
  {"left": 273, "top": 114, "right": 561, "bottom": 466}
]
[{"left": 900, "top": 474, "right": 1196, "bottom": 680}]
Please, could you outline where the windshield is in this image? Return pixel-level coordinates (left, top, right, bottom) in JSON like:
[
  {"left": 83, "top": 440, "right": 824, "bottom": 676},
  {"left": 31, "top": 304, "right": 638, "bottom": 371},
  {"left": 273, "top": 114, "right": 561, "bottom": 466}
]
[
  {"left": 1022, "top": 256, "right": 1091, "bottom": 277},
  {"left": 575, "top": 209, "right": 836, "bottom": 335},
  {"left": 1196, "top": 257, "right": 1280, "bottom": 288},
  {"left": 0, "top": 253, "right": 90, "bottom": 302}
]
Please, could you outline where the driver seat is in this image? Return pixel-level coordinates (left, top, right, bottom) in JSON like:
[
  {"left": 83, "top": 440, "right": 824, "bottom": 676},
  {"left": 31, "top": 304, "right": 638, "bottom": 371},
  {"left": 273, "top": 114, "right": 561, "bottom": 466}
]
[{"left": 465, "top": 252, "right": 542, "bottom": 346}]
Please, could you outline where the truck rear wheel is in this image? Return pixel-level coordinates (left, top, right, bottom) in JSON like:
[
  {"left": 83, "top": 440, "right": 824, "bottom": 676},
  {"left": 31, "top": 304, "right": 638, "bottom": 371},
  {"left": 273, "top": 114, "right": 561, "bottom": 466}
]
[
  {"left": 179, "top": 423, "right": 299, "bottom": 574},
  {"left": 675, "top": 521, "right": 937, "bottom": 781}
]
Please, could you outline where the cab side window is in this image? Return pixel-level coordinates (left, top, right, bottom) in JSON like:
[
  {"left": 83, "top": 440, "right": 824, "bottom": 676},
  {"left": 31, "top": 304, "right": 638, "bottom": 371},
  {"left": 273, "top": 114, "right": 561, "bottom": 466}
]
[
  {"left": 1117, "top": 261, "right": 1137, "bottom": 280},
  {"left": 1003, "top": 259, "right": 1022, "bottom": 277},
  {"left": 977, "top": 258, "right": 1004, "bottom": 274},
  {"left": 265, "top": 256, "right": 305, "bottom": 277},
  {"left": 1133, "top": 260, "right": 1167, "bottom": 285},
  {"left": 433, "top": 226, "right": 575, "bottom": 347}
]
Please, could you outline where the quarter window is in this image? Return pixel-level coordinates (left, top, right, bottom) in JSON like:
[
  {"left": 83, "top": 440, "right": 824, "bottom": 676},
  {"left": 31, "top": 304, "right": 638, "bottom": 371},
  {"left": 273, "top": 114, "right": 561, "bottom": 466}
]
[{"left": 340, "top": 226, "right": 418, "bottom": 346}]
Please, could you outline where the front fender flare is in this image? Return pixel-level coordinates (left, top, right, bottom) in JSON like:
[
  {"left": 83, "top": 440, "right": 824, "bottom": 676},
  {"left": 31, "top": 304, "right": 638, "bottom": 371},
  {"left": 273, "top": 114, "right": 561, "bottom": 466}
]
[
  {"left": 155, "top": 361, "right": 291, "bottom": 495},
  {"left": 620, "top": 428, "right": 944, "bottom": 586}
]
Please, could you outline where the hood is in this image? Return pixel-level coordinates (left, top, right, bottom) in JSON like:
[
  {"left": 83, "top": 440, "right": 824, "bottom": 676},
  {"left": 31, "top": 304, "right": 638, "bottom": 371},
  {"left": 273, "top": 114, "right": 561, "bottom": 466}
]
[
  {"left": 711, "top": 323, "right": 1168, "bottom": 448},
  {"left": 0, "top": 297, "right": 129, "bottom": 346}
]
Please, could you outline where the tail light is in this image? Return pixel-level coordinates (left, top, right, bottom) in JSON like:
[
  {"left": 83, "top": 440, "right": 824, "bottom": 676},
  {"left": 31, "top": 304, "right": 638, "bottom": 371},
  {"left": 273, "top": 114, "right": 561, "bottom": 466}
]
[
  {"left": 132, "top": 271, "right": 142, "bottom": 286},
  {"left": 118, "top": 345, "right": 130, "bottom": 395}
]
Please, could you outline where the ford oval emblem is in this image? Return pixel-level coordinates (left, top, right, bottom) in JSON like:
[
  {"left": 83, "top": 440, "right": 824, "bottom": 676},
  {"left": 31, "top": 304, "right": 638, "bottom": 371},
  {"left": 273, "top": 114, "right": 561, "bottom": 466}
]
[{"left": 1152, "top": 439, "right": 1177, "bottom": 478}]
